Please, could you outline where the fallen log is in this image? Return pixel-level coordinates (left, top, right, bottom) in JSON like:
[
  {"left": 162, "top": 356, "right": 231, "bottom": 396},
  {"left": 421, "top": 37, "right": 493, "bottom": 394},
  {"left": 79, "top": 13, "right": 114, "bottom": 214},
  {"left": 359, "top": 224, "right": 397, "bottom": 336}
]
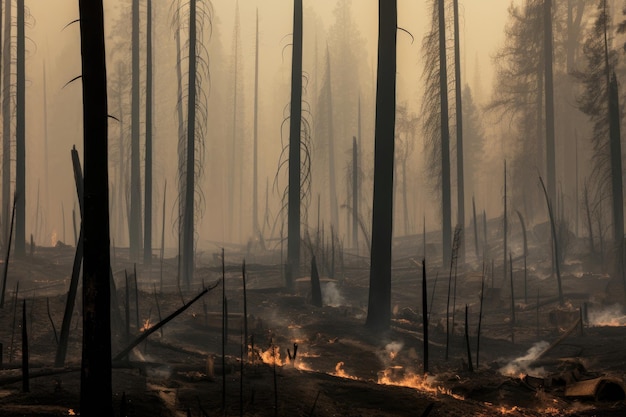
[{"left": 113, "top": 281, "right": 219, "bottom": 361}]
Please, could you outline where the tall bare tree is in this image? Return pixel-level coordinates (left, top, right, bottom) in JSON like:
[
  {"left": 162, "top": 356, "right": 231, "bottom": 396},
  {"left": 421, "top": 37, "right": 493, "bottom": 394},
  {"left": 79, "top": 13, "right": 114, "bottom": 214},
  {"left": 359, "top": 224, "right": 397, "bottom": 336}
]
[
  {"left": 2, "top": 0, "right": 10, "bottom": 249},
  {"left": 287, "top": 0, "right": 303, "bottom": 281},
  {"left": 143, "top": 0, "right": 153, "bottom": 264},
  {"left": 174, "top": 0, "right": 210, "bottom": 288},
  {"left": 366, "top": 0, "right": 396, "bottom": 331},
  {"left": 422, "top": 0, "right": 452, "bottom": 266},
  {"left": 129, "top": 0, "right": 142, "bottom": 261},
  {"left": 78, "top": 0, "right": 113, "bottom": 413},
  {"left": 15, "top": 0, "right": 25, "bottom": 256}
]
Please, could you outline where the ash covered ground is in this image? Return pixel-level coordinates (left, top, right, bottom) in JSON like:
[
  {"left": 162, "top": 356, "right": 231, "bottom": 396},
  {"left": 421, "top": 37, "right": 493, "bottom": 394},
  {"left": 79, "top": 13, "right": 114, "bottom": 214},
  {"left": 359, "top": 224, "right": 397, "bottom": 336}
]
[{"left": 0, "top": 221, "right": 625, "bottom": 416}]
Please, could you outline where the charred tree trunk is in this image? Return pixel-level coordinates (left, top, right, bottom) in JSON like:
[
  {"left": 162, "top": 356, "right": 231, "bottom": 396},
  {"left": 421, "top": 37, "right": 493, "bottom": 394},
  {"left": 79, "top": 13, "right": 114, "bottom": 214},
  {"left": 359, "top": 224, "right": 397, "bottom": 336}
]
[
  {"left": 310, "top": 256, "right": 322, "bottom": 307},
  {"left": 287, "top": 0, "right": 303, "bottom": 282},
  {"left": 252, "top": 9, "right": 260, "bottom": 237},
  {"left": 78, "top": 0, "right": 113, "bottom": 413},
  {"left": 21, "top": 300, "right": 28, "bottom": 392},
  {"left": 352, "top": 136, "right": 358, "bottom": 250},
  {"left": 130, "top": 0, "right": 142, "bottom": 262},
  {"left": 181, "top": 0, "right": 197, "bottom": 288},
  {"left": 325, "top": 47, "right": 339, "bottom": 233},
  {"left": 365, "top": 0, "right": 396, "bottom": 331},
  {"left": 143, "top": 0, "right": 153, "bottom": 265},
  {"left": 422, "top": 259, "right": 428, "bottom": 374},
  {"left": 544, "top": 0, "right": 557, "bottom": 214},
  {"left": 228, "top": 5, "right": 240, "bottom": 241},
  {"left": 55, "top": 148, "right": 84, "bottom": 367},
  {"left": 2, "top": 0, "right": 10, "bottom": 251},
  {"left": 453, "top": 0, "right": 465, "bottom": 264},
  {"left": 438, "top": 0, "right": 452, "bottom": 266},
  {"left": 608, "top": 72, "right": 624, "bottom": 284},
  {"left": 15, "top": 0, "right": 25, "bottom": 257},
  {"left": 503, "top": 161, "right": 507, "bottom": 287}
]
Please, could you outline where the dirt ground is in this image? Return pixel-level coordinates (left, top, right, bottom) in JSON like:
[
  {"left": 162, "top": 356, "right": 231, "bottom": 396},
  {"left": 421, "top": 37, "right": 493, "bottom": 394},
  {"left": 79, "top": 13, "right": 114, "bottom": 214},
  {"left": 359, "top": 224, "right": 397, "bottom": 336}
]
[{"left": 0, "top": 225, "right": 626, "bottom": 416}]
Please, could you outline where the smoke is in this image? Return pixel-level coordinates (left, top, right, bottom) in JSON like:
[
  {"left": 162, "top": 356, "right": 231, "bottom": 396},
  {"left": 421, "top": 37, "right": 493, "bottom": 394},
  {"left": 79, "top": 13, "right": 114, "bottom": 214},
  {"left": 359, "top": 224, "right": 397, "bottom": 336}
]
[
  {"left": 588, "top": 304, "right": 626, "bottom": 327},
  {"left": 499, "top": 341, "right": 549, "bottom": 377},
  {"left": 322, "top": 282, "right": 345, "bottom": 307},
  {"left": 377, "top": 341, "right": 404, "bottom": 365}
]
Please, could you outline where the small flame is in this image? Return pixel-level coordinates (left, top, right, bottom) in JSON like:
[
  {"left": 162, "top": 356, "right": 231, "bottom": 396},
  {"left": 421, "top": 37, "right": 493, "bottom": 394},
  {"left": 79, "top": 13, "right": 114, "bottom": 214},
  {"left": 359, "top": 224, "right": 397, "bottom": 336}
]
[
  {"left": 331, "top": 362, "right": 359, "bottom": 380},
  {"left": 378, "top": 369, "right": 464, "bottom": 400},
  {"left": 259, "top": 346, "right": 285, "bottom": 366},
  {"left": 67, "top": 409, "right": 76, "bottom": 416},
  {"left": 51, "top": 230, "right": 58, "bottom": 246},
  {"left": 257, "top": 345, "right": 312, "bottom": 371},
  {"left": 140, "top": 318, "right": 152, "bottom": 332}
]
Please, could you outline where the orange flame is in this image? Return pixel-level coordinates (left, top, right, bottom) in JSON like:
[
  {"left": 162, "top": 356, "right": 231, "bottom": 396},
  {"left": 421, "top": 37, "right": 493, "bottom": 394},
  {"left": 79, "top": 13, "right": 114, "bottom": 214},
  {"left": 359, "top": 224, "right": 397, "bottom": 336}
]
[
  {"left": 67, "top": 409, "right": 76, "bottom": 416},
  {"left": 140, "top": 318, "right": 152, "bottom": 332},
  {"left": 377, "top": 368, "right": 464, "bottom": 400},
  {"left": 331, "top": 362, "right": 359, "bottom": 380},
  {"left": 497, "top": 405, "right": 520, "bottom": 415},
  {"left": 259, "top": 346, "right": 284, "bottom": 366},
  {"left": 257, "top": 345, "right": 312, "bottom": 370}
]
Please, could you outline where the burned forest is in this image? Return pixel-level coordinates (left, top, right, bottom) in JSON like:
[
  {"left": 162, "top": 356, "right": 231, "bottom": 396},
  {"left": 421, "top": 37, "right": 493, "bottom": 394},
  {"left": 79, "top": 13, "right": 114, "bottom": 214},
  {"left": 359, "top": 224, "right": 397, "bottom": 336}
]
[{"left": 3, "top": 0, "right": 626, "bottom": 416}]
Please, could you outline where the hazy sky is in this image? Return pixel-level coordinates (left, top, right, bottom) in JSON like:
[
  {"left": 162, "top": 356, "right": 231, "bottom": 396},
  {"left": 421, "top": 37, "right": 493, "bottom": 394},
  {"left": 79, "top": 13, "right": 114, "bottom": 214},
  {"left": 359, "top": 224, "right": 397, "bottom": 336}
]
[{"left": 19, "top": 0, "right": 515, "bottom": 246}]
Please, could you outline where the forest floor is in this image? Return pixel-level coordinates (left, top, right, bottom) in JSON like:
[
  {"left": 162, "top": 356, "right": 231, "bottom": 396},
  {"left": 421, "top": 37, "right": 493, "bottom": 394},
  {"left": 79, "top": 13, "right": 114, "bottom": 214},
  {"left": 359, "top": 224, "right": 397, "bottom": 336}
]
[{"left": 0, "top": 222, "right": 626, "bottom": 416}]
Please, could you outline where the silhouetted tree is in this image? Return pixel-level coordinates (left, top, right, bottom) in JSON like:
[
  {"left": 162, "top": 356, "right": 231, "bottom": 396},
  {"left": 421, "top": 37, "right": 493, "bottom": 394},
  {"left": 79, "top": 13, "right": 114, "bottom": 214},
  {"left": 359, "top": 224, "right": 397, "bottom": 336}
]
[
  {"left": 576, "top": 2, "right": 623, "bottom": 267},
  {"left": 422, "top": 0, "right": 452, "bottom": 266},
  {"left": 129, "top": 0, "right": 142, "bottom": 261},
  {"left": 78, "top": 0, "right": 113, "bottom": 413},
  {"left": 143, "top": 0, "right": 153, "bottom": 264},
  {"left": 173, "top": 0, "right": 211, "bottom": 288},
  {"left": 2, "top": 0, "right": 10, "bottom": 249},
  {"left": 15, "top": 0, "right": 25, "bottom": 257},
  {"left": 287, "top": 0, "right": 303, "bottom": 281},
  {"left": 366, "top": 0, "right": 396, "bottom": 331}
]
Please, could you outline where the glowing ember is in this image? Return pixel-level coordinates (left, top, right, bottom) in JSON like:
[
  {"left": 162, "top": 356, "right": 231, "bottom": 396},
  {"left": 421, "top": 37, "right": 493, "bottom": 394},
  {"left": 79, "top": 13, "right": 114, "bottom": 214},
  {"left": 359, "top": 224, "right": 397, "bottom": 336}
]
[
  {"left": 67, "top": 409, "right": 76, "bottom": 416},
  {"left": 140, "top": 318, "right": 152, "bottom": 332},
  {"left": 497, "top": 405, "right": 520, "bottom": 415}
]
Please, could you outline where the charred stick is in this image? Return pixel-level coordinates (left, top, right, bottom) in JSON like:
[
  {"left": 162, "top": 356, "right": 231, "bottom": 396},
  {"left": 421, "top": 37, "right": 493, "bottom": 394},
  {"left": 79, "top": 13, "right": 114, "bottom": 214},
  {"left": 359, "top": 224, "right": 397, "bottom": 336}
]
[{"left": 112, "top": 281, "right": 219, "bottom": 361}]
